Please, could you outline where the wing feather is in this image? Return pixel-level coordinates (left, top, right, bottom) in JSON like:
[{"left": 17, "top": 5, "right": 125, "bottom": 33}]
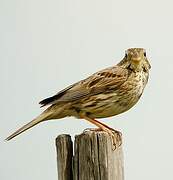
[{"left": 39, "top": 66, "right": 129, "bottom": 107}]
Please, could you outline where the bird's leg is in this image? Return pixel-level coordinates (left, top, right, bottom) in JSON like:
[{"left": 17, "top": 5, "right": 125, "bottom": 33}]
[
  {"left": 83, "top": 119, "right": 121, "bottom": 137},
  {"left": 92, "top": 118, "right": 122, "bottom": 134},
  {"left": 93, "top": 118, "right": 122, "bottom": 147},
  {"left": 81, "top": 115, "right": 122, "bottom": 150}
]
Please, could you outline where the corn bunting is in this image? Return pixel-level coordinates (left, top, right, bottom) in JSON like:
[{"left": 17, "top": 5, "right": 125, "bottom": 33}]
[{"left": 6, "top": 48, "right": 151, "bottom": 148}]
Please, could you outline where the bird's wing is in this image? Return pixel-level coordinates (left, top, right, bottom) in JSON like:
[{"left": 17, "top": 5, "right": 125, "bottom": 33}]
[
  {"left": 39, "top": 66, "right": 129, "bottom": 107},
  {"left": 39, "top": 83, "right": 78, "bottom": 107}
]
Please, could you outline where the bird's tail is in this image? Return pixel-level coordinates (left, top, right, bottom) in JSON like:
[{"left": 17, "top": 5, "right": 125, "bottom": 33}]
[{"left": 5, "top": 112, "right": 52, "bottom": 141}]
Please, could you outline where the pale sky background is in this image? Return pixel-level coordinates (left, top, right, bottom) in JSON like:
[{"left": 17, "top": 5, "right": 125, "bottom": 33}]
[{"left": 1, "top": 0, "right": 173, "bottom": 180}]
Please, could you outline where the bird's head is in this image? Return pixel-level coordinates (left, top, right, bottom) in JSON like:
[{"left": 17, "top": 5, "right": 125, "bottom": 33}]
[{"left": 119, "top": 48, "right": 151, "bottom": 72}]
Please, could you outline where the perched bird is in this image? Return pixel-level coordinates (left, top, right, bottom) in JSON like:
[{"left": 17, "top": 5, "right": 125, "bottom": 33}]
[{"left": 6, "top": 48, "right": 151, "bottom": 146}]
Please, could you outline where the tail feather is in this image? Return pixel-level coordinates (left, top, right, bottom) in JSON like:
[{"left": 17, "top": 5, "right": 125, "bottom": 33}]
[{"left": 5, "top": 113, "right": 50, "bottom": 141}]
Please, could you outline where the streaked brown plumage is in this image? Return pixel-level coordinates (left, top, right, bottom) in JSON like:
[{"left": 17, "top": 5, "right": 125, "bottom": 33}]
[{"left": 6, "top": 48, "right": 151, "bottom": 145}]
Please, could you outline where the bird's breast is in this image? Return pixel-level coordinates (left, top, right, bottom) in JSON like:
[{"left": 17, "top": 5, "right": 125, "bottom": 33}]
[{"left": 80, "top": 71, "right": 148, "bottom": 118}]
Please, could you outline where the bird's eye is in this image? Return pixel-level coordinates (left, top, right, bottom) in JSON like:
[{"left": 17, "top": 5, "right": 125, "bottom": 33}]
[
  {"left": 125, "top": 53, "right": 128, "bottom": 58},
  {"left": 144, "top": 52, "right": 146, "bottom": 57}
]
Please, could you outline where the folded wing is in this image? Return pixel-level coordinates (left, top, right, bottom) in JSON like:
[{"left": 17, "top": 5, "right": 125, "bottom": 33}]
[{"left": 39, "top": 66, "right": 129, "bottom": 107}]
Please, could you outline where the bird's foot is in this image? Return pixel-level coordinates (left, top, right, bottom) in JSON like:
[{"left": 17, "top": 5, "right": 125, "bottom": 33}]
[
  {"left": 83, "top": 127, "right": 102, "bottom": 133},
  {"left": 101, "top": 127, "right": 122, "bottom": 150},
  {"left": 80, "top": 115, "right": 122, "bottom": 150},
  {"left": 83, "top": 127, "right": 122, "bottom": 150},
  {"left": 110, "top": 129, "right": 122, "bottom": 150}
]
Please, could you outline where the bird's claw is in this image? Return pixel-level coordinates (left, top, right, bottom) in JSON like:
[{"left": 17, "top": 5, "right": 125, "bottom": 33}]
[
  {"left": 83, "top": 127, "right": 102, "bottom": 133},
  {"left": 110, "top": 130, "right": 122, "bottom": 150},
  {"left": 83, "top": 127, "right": 122, "bottom": 151}
]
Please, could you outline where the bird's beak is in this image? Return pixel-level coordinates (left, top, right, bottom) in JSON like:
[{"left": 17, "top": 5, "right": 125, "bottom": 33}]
[{"left": 132, "top": 58, "right": 141, "bottom": 64}]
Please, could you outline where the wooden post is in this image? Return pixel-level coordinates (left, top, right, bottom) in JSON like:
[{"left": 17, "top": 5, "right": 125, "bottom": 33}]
[
  {"left": 56, "top": 134, "right": 73, "bottom": 180},
  {"left": 56, "top": 131, "right": 124, "bottom": 180}
]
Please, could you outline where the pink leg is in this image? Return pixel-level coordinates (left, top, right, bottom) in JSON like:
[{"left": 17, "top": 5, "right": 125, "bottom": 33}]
[{"left": 81, "top": 115, "right": 122, "bottom": 150}]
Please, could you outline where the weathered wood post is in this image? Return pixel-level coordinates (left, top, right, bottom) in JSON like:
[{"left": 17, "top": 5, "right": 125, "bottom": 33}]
[
  {"left": 56, "top": 134, "right": 73, "bottom": 180},
  {"left": 56, "top": 131, "right": 124, "bottom": 180}
]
